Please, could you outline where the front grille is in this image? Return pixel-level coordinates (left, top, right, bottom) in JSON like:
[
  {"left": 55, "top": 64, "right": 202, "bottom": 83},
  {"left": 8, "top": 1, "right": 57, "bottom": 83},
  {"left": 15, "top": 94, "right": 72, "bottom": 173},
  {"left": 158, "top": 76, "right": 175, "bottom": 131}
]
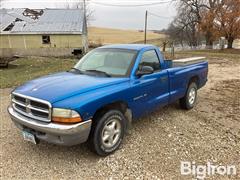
[
  {"left": 15, "top": 104, "right": 27, "bottom": 112},
  {"left": 11, "top": 93, "right": 51, "bottom": 122},
  {"left": 30, "top": 101, "right": 49, "bottom": 110}
]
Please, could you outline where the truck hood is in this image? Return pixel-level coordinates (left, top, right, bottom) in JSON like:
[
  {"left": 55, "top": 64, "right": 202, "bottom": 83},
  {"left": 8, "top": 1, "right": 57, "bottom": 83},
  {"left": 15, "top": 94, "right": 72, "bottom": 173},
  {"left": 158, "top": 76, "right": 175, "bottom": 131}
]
[{"left": 14, "top": 72, "right": 129, "bottom": 103}]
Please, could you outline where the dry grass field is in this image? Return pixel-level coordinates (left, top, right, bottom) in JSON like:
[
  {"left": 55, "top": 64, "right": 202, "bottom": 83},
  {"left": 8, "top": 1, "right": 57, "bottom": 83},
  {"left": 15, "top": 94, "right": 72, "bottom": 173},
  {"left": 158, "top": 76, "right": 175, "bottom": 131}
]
[
  {"left": 88, "top": 27, "right": 166, "bottom": 44},
  {"left": 88, "top": 27, "right": 239, "bottom": 48}
]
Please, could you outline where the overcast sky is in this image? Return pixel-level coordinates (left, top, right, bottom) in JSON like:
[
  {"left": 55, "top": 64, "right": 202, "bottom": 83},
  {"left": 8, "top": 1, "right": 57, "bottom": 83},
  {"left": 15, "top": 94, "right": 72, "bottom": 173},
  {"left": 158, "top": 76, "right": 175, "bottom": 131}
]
[{"left": 1, "top": 0, "right": 177, "bottom": 30}]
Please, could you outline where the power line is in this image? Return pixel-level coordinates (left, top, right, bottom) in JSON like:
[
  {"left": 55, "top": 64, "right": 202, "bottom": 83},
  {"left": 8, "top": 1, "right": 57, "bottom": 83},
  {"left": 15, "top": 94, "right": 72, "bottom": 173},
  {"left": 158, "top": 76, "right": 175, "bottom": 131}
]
[
  {"left": 148, "top": 11, "right": 173, "bottom": 19},
  {"left": 91, "top": 1, "right": 173, "bottom": 7}
]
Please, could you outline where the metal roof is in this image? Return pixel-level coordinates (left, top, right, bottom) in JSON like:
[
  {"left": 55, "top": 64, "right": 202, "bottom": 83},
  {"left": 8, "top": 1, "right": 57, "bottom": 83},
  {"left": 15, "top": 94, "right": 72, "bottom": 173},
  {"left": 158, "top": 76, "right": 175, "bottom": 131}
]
[
  {"left": 0, "top": 9, "right": 30, "bottom": 31},
  {"left": 0, "top": 8, "right": 84, "bottom": 34},
  {"left": 0, "top": 13, "right": 16, "bottom": 31}
]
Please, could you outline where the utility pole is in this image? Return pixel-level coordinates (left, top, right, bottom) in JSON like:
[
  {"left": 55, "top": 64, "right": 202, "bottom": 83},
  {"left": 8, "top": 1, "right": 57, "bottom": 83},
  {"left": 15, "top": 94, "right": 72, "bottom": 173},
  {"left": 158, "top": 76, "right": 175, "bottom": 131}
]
[
  {"left": 82, "top": 0, "right": 89, "bottom": 53},
  {"left": 144, "top": 10, "right": 148, "bottom": 44}
]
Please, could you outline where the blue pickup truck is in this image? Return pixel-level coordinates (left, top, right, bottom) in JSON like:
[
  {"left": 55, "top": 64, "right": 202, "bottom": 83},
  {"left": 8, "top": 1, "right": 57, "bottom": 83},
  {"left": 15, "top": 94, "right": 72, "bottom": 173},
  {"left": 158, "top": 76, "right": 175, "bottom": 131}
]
[{"left": 8, "top": 44, "right": 208, "bottom": 156}]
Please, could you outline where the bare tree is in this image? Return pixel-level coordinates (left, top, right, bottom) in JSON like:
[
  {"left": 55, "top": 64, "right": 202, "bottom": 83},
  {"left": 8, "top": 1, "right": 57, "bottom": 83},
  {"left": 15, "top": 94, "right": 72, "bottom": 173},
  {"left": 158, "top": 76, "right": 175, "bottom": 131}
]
[
  {"left": 63, "top": 0, "right": 93, "bottom": 23},
  {"left": 214, "top": 0, "right": 240, "bottom": 48},
  {"left": 174, "top": 0, "right": 222, "bottom": 49},
  {"left": 167, "top": 1, "right": 203, "bottom": 48}
]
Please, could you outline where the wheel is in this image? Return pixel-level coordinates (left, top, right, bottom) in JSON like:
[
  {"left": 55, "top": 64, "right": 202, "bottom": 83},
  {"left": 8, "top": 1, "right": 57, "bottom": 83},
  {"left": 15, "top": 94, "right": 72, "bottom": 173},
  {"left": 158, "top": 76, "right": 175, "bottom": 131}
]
[
  {"left": 180, "top": 82, "right": 197, "bottom": 110},
  {"left": 90, "top": 110, "right": 126, "bottom": 156}
]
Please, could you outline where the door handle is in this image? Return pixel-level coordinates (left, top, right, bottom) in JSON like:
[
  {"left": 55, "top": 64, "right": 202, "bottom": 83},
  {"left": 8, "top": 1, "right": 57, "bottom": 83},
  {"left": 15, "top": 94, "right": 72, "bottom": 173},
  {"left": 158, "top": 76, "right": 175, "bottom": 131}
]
[{"left": 160, "top": 76, "right": 168, "bottom": 82}]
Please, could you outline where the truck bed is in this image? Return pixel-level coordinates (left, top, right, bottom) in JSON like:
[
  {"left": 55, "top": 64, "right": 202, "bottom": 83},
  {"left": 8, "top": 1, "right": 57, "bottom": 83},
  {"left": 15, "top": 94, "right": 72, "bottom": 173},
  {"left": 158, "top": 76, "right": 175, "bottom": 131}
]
[{"left": 165, "top": 57, "right": 207, "bottom": 68}]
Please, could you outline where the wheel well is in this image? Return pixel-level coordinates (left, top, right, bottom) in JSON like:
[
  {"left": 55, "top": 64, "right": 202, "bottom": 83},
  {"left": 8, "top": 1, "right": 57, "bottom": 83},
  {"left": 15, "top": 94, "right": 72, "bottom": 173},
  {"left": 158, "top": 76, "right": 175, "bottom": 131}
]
[
  {"left": 93, "top": 101, "right": 129, "bottom": 120},
  {"left": 91, "top": 101, "right": 132, "bottom": 132},
  {"left": 189, "top": 76, "right": 199, "bottom": 88}
]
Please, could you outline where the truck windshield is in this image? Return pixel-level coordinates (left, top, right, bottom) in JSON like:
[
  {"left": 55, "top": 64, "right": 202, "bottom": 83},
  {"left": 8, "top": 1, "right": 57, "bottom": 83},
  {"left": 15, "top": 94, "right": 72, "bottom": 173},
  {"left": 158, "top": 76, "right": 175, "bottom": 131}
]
[{"left": 74, "top": 48, "right": 137, "bottom": 77}]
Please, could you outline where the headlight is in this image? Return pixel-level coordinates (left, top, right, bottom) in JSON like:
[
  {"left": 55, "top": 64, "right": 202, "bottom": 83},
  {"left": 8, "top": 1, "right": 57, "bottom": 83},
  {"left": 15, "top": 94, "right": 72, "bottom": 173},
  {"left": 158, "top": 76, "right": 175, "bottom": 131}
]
[{"left": 52, "top": 108, "right": 82, "bottom": 124}]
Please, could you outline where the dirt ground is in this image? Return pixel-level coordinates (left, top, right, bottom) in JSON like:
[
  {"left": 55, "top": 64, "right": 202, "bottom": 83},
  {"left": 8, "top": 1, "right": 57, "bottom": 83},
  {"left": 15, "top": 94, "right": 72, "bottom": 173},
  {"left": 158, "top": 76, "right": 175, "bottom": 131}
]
[{"left": 0, "top": 56, "right": 240, "bottom": 179}]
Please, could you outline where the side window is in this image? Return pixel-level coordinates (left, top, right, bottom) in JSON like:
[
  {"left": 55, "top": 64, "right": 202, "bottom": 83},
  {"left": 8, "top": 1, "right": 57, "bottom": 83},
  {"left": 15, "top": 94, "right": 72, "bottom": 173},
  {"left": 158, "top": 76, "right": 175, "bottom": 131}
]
[
  {"left": 42, "top": 35, "right": 50, "bottom": 44},
  {"left": 139, "top": 50, "right": 160, "bottom": 71}
]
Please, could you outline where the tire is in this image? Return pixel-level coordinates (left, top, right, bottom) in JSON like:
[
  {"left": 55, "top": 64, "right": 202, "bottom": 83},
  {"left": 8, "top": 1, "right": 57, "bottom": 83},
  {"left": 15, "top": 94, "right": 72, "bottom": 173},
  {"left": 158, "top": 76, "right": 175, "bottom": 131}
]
[
  {"left": 180, "top": 82, "right": 198, "bottom": 110},
  {"left": 89, "top": 110, "right": 126, "bottom": 156}
]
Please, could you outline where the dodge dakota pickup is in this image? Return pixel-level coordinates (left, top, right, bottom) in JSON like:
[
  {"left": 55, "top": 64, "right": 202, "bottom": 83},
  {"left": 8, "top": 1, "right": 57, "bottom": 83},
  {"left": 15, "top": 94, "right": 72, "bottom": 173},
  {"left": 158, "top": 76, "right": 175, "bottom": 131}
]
[{"left": 8, "top": 44, "right": 208, "bottom": 156}]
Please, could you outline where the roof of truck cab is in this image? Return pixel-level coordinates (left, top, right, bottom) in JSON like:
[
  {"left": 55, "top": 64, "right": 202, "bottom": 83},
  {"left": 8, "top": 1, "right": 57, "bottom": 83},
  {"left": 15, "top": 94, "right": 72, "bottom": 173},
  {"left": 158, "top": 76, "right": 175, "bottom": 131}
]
[{"left": 99, "top": 44, "right": 155, "bottom": 51}]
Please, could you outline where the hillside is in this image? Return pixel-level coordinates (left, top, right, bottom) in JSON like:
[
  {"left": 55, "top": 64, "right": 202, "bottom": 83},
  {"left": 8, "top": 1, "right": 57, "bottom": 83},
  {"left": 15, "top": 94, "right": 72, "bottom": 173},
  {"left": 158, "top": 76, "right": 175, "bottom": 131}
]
[{"left": 88, "top": 27, "right": 166, "bottom": 45}]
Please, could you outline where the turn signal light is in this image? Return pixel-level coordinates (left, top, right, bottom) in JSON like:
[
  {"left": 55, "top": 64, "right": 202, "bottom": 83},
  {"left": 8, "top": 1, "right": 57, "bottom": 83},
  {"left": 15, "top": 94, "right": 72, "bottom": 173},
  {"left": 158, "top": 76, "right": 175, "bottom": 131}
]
[
  {"left": 52, "top": 116, "right": 82, "bottom": 124},
  {"left": 52, "top": 108, "right": 82, "bottom": 124}
]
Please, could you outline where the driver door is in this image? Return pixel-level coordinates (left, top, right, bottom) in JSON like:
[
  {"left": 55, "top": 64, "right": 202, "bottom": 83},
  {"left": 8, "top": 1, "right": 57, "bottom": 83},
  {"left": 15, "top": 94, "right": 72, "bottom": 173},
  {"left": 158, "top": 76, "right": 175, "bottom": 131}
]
[{"left": 130, "top": 49, "right": 169, "bottom": 117}]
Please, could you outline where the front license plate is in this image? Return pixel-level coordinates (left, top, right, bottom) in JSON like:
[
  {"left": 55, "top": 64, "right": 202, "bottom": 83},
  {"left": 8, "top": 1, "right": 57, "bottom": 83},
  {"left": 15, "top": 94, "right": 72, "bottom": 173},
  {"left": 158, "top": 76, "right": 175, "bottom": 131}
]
[{"left": 22, "top": 131, "right": 37, "bottom": 144}]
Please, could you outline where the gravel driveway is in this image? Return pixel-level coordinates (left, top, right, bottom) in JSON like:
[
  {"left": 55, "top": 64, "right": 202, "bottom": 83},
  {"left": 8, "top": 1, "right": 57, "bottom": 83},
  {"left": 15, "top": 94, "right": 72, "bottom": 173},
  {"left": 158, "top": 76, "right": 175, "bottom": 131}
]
[{"left": 1, "top": 57, "right": 240, "bottom": 179}]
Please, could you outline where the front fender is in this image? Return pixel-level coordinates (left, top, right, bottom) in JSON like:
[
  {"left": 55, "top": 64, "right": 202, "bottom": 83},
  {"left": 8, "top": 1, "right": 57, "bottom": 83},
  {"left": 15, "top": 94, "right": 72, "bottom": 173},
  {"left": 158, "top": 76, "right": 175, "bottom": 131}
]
[{"left": 52, "top": 81, "right": 133, "bottom": 121}]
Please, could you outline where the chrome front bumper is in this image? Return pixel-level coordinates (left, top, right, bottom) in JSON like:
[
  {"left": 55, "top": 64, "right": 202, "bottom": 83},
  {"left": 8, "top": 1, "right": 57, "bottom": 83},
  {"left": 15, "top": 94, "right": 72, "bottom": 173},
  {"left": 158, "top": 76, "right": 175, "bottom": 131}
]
[{"left": 8, "top": 106, "right": 92, "bottom": 146}]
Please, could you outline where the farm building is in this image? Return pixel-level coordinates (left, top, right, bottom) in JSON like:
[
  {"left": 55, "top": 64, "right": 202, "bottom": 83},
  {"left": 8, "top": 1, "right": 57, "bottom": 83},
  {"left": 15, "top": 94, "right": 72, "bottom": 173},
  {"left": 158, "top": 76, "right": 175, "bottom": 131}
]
[{"left": 0, "top": 8, "right": 87, "bottom": 57}]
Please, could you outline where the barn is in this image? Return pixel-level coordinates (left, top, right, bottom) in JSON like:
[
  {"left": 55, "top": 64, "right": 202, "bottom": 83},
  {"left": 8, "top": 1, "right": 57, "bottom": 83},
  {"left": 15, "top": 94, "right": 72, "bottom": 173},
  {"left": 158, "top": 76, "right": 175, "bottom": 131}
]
[{"left": 0, "top": 8, "right": 87, "bottom": 57}]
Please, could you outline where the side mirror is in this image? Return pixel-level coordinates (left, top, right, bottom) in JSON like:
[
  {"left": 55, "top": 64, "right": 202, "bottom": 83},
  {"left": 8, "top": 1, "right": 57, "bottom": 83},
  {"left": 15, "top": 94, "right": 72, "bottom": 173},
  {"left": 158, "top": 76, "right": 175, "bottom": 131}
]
[{"left": 136, "top": 66, "right": 154, "bottom": 77}]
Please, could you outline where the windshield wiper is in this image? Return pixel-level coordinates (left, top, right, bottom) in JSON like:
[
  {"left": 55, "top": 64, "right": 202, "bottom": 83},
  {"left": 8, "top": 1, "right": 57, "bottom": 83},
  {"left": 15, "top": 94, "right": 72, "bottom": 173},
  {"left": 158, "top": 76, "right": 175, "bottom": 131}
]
[
  {"left": 69, "top": 68, "right": 84, "bottom": 74},
  {"left": 85, "top": 69, "right": 111, "bottom": 77}
]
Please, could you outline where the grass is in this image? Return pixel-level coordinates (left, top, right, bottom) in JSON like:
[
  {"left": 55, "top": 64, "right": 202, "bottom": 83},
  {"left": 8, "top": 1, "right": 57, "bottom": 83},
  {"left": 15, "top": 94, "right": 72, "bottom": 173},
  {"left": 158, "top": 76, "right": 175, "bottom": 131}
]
[
  {"left": 0, "top": 57, "right": 77, "bottom": 88},
  {"left": 176, "top": 49, "right": 240, "bottom": 60},
  {"left": 88, "top": 27, "right": 166, "bottom": 44},
  {"left": 163, "top": 49, "right": 240, "bottom": 60}
]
